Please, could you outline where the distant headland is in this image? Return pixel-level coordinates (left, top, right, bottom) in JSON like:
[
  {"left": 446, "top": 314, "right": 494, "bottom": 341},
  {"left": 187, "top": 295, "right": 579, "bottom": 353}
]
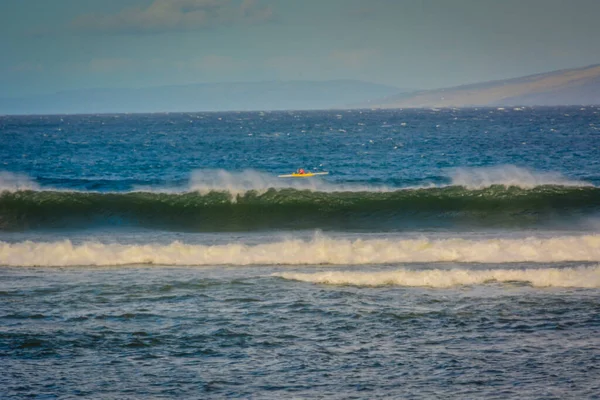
[
  {"left": 1, "top": 64, "right": 599, "bottom": 115},
  {"left": 369, "top": 64, "right": 600, "bottom": 108}
]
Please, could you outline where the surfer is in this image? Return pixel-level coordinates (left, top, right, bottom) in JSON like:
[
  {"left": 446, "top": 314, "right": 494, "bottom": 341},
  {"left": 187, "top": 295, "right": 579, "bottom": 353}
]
[{"left": 277, "top": 169, "right": 327, "bottom": 178}]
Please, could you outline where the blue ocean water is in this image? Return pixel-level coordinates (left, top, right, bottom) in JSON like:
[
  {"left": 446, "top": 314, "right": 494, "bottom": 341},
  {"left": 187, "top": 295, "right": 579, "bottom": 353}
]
[{"left": 1, "top": 107, "right": 600, "bottom": 398}]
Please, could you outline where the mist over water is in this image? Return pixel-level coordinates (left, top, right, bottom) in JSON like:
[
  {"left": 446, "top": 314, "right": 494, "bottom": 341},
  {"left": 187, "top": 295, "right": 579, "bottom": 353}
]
[{"left": 1, "top": 108, "right": 600, "bottom": 398}]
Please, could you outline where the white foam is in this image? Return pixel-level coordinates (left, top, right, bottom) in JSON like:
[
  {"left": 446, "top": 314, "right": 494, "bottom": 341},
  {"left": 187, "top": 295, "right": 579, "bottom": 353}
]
[
  {"left": 448, "top": 165, "right": 590, "bottom": 189},
  {"left": 2, "top": 234, "right": 600, "bottom": 267},
  {"left": 0, "top": 171, "right": 39, "bottom": 192},
  {"left": 276, "top": 266, "right": 600, "bottom": 288}
]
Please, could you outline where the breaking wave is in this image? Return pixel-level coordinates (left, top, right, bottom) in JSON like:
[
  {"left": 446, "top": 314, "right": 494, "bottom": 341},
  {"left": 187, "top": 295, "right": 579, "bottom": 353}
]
[
  {"left": 276, "top": 266, "right": 600, "bottom": 288},
  {"left": 447, "top": 165, "right": 591, "bottom": 189},
  {"left": 1, "top": 185, "right": 599, "bottom": 231},
  {"left": 0, "top": 165, "right": 591, "bottom": 195},
  {"left": 2, "top": 234, "right": 600, "bottom": 267},
  {"left": 1, "top": 166, "right": 596, "bottom": 231}
]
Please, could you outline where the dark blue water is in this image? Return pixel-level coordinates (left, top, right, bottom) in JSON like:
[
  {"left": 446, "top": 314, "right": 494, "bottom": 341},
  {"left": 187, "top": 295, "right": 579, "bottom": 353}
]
[
  {"left": 1, "top": 107, "right": 600, "bottom": 398},
  {"left": 2, "top": 108, "right": 600, "bottom": 190}
]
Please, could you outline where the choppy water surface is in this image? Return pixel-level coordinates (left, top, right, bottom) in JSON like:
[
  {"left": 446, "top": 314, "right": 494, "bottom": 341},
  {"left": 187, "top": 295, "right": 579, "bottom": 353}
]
[
  {"left": 1, "top": 108, "right": 600, "bottom": 398},
  {"left": 2, "top": 265, "right": 599, "bottom": 399}
]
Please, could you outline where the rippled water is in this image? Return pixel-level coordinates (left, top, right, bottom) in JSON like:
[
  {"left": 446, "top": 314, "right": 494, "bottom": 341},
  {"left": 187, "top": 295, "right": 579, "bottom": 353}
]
[{"left": 2, "top": 265, "right": 599, "bottom": 399}]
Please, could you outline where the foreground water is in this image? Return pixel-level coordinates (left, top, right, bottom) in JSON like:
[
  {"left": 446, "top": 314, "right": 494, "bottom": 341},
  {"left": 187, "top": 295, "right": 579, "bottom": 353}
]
[{"left": 1, "top": 107, "right": 600, "bottom": 398}]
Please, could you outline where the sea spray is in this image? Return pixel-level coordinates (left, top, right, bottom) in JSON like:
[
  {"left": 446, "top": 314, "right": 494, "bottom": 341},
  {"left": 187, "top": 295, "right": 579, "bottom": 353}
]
[
  {"left": 0, "top": 171, "right": 39, "bottom": 192},
  {"left": 1, "top": 165, "right": 591, "bottom": 196},
  {"left": 448, "top": 165, "right": 591, "bottom": 189}
]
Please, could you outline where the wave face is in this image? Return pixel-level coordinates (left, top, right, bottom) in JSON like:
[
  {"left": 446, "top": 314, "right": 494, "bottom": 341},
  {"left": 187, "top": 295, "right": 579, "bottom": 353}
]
[
  {"left": 2, "top": 235, "right": 600, "bottom": 267},
  {"left": 1, "top": 184, "right": 600, "bottom": 231},
  {"left": 276, "top": 266, "right": 600, "bottom": 288}
]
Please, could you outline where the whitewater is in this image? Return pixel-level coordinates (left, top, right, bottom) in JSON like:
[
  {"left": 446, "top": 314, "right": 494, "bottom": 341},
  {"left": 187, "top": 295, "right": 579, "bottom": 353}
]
[
  {"left": 276, "top": 265, "right": 600, "bottom": 288},
  {"left": 3, "top": 234, "right": 600, "bottom": 267}
]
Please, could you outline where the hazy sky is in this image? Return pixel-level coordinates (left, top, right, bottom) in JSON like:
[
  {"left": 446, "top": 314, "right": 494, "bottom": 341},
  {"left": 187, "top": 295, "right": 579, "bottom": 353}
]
[{"left": 1, "top": 0, "right": 599, "bottom": 96}]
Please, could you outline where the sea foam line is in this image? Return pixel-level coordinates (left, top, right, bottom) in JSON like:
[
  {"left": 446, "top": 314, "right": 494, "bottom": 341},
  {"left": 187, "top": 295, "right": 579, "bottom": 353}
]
[
  {"left": 2, "top": 235, "right": 600, "bottom": 267},
  {"left": 275, "top": 266, "right": 600, "bottom": 288}
]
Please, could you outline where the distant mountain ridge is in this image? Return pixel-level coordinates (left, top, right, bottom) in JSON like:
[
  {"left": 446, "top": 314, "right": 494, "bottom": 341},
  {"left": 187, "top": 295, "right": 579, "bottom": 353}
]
[
  {"left": 370, "top": 64, "right": 600, "bottom": 108},
  {"left": 2, "top": 64, "right": 600, "bottom": 115},
  {"left": 0, "top": 80, "right": 401, "bottom": 115}
]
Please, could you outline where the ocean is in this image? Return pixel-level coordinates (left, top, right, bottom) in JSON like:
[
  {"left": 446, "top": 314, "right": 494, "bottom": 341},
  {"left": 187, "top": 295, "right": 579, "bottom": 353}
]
[{"left": 1, "top": 107, "right": 599, "bottom": 398}]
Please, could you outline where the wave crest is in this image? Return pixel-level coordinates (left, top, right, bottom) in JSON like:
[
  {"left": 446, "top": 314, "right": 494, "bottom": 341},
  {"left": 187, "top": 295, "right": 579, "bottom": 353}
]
[
  {"left": 276, "top": 266, "right": 600, "bottom": 288},
  {"left": 2, "top": 235, "right": 600, "bottom": 267},
  {"left": 2, "top": 185, "right": 600, "bottom": 231},
  {"left": 448, "top": 165, "right": 590, "bottom": 189}
]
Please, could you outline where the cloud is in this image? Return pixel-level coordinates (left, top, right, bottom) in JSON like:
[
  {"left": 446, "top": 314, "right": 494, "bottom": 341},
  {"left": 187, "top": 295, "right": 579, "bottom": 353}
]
[
  {"left": 10, "top": 62, "right": 45, "bottom": 73},
  {"left": 175, "top": 55, "right": 247, "bottom": 72},
  {"left": 328, "top": 49, "right": 380, "bottom": 70},
  {"left": 346, "top": 0, "right": 398, "bottom": 19},
  {"left": 88, "top": 58, "right": 137, "bottom": 73},
  {"left": 264, "top": 55, "right": 310, "bottom": 71},
  {"left": 70, "top": 0, "right": 273, "bottom": 34},
  {"left": 265, "top": 49, "right": 379, "bottom": 72},
  {"left": 262, "top": 55, "right": 328, "bottom": 80},
  {"left": 262, "top": 49, "right": 381, "bottom": 81},
  {"left": 56, "top": 55, "right": 245, "bottom": 76}
]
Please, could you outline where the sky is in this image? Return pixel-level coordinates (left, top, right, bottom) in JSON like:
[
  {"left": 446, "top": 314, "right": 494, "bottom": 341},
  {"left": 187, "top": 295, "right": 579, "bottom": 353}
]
[{"left": 1, "top": 0, "right": 600, "bottom": 97}]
